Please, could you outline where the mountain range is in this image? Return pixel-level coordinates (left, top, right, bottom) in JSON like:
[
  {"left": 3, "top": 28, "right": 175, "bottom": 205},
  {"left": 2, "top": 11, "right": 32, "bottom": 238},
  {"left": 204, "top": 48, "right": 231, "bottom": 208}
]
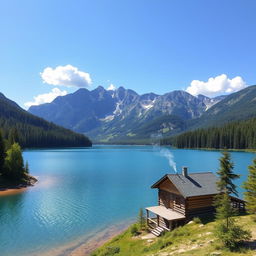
[
  {"left": 28, "top": 86, "right": 227, "bottom": 143},
  {"left": 0, "top": 92, "right": 92, "bottom": 148}
]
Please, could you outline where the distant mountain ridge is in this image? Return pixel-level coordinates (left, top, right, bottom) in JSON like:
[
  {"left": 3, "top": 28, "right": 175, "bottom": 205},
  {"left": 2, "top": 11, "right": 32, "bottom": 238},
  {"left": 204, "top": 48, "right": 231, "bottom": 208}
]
[
  {"left": 187, "top": 84, "right": 256, "bottom": 130},
  {"left": 0, "top": 92, "right": 92, "bottom": 148},
  {"left": 29, "top": 86, "right": 223, "bottom": 143}
]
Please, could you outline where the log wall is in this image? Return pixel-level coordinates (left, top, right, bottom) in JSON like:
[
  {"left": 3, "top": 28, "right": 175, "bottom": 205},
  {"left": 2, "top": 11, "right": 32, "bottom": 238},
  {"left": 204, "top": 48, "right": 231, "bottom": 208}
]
[
  {"left": 158, "top": 189, "right": 186, "bottom": 215},
  {"left": 185, "top": 195, "right": 216, "bottom": 219}
]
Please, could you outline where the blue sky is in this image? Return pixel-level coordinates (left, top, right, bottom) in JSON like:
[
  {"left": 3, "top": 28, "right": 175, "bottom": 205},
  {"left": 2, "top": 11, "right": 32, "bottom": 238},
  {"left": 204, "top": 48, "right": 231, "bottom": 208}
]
[{"left": 0, "top": 0, "right": 256, "bottom": 108}]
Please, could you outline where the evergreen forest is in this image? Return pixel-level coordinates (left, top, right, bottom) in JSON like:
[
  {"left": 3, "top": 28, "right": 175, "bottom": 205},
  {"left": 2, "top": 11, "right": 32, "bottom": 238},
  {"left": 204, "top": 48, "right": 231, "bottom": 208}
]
[{"left": 161, "top": 118, "right": 256, "bottom": 149}]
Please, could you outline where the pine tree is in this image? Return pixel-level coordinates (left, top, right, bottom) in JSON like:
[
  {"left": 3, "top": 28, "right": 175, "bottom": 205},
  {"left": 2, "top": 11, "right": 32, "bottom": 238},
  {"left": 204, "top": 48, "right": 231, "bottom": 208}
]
[
  {"left": 243, "top": 159, "right": 256, "bottom": 220},
  {"left": 0, "top": 130, "right": 5, "bottom": 174},
  {"left": 137, "top": 208, "right": 145, "bottom": 230},
  {"left": 214, "top": 152, "right": 251, "bottom": 249},
  {"left": 216, "top": 151, "right": 239, "bottom": 196},
  {"left": 24, "top": 161, "right": 29, "bottom": 173}
]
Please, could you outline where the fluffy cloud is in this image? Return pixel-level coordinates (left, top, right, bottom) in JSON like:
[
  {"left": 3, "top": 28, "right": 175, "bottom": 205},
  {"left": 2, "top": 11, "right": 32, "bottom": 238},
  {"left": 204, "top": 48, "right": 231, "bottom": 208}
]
[
  {"left": 24, "top": 88, "right": 67, "bottom": 108},
  {"left": 186, "top": 74, "right": 247, "bottom": 97},
  {"left": 40, "top": 64, "right": 92, "bottom": 87},
  {"left": 107, "top": 84, "right": 116, "bottom": 91}
]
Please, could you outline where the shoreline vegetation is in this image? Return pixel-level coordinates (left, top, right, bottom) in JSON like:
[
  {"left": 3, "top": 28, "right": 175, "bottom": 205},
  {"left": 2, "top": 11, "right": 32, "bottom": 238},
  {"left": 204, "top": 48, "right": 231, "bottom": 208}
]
[
  {"left": 0, "top": 129, "right": 38, "bottom": 194},
  {"left": 0, "top": 174, "right": 37, "bottom": 196}
]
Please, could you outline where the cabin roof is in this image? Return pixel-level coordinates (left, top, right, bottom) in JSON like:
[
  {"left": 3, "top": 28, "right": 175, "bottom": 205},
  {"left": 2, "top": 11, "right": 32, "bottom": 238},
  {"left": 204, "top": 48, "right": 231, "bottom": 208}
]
[{"left": 151, "top": 172, "right": 219, "bottom": 198}]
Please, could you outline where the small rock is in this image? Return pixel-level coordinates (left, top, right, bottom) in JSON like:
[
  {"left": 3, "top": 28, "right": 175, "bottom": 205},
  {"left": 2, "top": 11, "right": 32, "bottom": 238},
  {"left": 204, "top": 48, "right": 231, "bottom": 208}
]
[
  {"left": 188, "top": 221, "right": 194, "bottom": 225},
  {"left": 147, "top": 239, "right": 154, "bottom": 243},
  {"left": 207, "top": 239, "right": 214, "bottom": 244},
  {"left": 210, "top": 252, "right": 222, "bottom": 256},
  {"left": 199, "top": 224, "right": 204, "bottom": 228}
]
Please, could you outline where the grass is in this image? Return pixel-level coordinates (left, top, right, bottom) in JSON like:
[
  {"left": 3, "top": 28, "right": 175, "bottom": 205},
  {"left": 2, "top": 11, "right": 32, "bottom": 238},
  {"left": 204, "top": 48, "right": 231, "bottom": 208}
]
[{"left": 91, "top": 215, "right": 256, "bottom": 256}]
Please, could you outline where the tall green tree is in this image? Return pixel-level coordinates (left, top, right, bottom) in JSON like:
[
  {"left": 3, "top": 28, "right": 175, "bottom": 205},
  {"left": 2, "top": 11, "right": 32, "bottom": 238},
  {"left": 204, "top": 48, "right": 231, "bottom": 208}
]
[
  {"left": 0, "top": 130, "right": 5, "bottom": 174},
  {"left": 216, "top": 151, "right": 239, "bottom": 196},
  {"left": 3, "top": 143, "right": 26, "bottom": 182},
  {"left": 243, "top": 159, "right": 256, "bottom": 220},
  {"left": 214, "top": 152, "right": 251, "bottom": 249}
]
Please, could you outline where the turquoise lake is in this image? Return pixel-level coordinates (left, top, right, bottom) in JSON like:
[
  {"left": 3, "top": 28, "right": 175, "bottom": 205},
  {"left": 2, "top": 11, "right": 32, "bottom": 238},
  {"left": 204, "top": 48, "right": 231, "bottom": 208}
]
[{"left": 0, "top": 145, "right": 255, "bottom": 256}]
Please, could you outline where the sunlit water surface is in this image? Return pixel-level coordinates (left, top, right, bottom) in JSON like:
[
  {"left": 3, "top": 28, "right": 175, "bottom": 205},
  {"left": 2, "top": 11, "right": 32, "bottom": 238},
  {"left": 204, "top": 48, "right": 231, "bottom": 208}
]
[{"left": 0, "top": 145, "right": 255, "bottom": 256}]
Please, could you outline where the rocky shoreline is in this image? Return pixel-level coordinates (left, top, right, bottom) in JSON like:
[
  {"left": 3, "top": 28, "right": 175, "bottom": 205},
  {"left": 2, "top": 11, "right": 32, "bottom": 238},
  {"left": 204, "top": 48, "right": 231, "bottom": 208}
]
[{"left": 0, "top": 175, "right": 38, "bottom": 196}]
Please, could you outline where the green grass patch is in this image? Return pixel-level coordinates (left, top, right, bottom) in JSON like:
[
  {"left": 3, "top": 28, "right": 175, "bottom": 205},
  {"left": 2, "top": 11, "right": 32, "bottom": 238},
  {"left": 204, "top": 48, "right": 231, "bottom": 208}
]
[{"left": 91, "top": 215, "right": 256, "bottom": 256}]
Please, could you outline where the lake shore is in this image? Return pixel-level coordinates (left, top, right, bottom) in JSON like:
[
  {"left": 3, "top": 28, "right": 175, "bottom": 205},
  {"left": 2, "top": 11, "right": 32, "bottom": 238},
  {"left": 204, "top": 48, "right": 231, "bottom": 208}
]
[
  {"left": 0, "top": 175, "right": 38, "bottom": 196},
  {"left": 68, "top": 222, "right": 131, "bottom": 256}
]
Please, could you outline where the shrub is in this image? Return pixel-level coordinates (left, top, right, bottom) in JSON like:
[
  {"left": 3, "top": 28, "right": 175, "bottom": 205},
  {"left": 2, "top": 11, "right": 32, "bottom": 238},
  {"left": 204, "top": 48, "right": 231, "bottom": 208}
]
[
  {"left": 159, "top": 240, "right": 172, "bottom": 249},
  {"left": 130, "top": 224, "right": 139, "bottom": 236},
  {"left": 193, "top": 217, "right": 202, "bottom": 224},
  {"left": 215, "top": 219, "right": 251, "bottom": 250},
  {"left": 102, "top": 246, "right": 120, "bottom": 256}
]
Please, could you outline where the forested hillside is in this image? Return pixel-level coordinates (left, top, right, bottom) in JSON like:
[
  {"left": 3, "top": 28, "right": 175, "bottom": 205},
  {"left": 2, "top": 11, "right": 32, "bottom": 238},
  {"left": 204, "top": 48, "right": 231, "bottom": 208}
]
[
  {"left": 161, "top": 118, "right": 256, "bottom": 149},
  {"left": 0, "top": 93, "right": 92, "bottom": 148}
]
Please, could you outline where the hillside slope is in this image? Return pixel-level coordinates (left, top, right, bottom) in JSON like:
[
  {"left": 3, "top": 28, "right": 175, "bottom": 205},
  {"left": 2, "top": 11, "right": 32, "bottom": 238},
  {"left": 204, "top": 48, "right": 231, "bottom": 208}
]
[
  {"left": 188, "top": 85, "right": 256, "bottom": 130},
  {"left": 91, "top": 215, "right": 256, "bottom": 256},
  {"left": 0, "top": 93, "right": 92, "bottom": 148}
]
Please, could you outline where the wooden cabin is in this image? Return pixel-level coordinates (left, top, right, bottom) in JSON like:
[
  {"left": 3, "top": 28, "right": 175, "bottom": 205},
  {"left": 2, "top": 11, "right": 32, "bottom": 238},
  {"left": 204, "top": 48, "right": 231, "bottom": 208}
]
[{"left": 146, "top": 167, "right": 245, "bottom": 236}]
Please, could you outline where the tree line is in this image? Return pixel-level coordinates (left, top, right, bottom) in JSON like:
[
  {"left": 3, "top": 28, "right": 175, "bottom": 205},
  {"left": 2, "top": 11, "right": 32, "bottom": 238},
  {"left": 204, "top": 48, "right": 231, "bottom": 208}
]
[
  {"left": 161, "top": 118, "right": 256, "bottom": 149},
  {"left": 0, "top": 115, "right": 92, "bottom": 148}
]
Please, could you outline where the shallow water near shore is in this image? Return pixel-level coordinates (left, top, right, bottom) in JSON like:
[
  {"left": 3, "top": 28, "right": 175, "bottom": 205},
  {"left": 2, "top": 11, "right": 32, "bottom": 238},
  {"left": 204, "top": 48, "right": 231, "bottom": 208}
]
[{"left": 0, "top": 145, "right": 255, "bottom": 256}]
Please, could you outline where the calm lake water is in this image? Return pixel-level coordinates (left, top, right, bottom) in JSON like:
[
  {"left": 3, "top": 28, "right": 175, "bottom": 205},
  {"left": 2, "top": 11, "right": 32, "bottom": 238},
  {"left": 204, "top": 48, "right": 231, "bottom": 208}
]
[{"left": 0, "top": 145, "right": 255, "bottom": 256}]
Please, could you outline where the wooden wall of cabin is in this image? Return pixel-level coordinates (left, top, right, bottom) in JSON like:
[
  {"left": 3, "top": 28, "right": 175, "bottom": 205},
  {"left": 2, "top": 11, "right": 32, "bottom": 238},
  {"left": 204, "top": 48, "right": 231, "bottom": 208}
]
[
  {"left": 185, "top": 195, "right": 215, "bottom": 219},
  {"left": 158, "top": 189, "right": 186, "bottom": 215}
]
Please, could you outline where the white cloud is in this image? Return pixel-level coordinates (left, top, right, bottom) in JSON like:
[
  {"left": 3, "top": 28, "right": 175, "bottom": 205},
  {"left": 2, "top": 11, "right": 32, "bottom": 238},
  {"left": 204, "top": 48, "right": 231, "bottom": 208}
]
[
  {"left": 107, "top": 84, "right": 116, "bottom": 91},
  {"left": 186, "top": 74, "right": 247, "bottom": 97},
  {"left": 24, "top": 88, "right": 67, "bottom": 108},
  {"left": 40, "top": 64, "right": 92, "bottom": 88}
]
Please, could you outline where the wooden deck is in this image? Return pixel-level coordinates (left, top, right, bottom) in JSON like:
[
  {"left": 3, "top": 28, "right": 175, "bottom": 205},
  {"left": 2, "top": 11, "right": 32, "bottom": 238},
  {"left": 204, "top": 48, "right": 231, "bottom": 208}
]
[{"left": 146, "top": 206, "right": 185, "bottom": 221}]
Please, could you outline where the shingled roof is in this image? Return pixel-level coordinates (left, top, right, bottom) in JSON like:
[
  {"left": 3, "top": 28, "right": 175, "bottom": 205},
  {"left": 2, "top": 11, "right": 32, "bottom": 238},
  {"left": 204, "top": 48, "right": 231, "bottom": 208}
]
[{"left": 151, "top": 172, "right": 219, "bottom": 198}]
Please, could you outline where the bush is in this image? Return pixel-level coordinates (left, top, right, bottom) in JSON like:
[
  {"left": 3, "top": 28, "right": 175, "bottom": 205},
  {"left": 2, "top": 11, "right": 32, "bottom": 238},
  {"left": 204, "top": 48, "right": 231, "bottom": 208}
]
[
  {"left": 101, "top": 246, "right": 120, "bottom": 256},
  {"left": 170, "top": 227, "right": 190, "bottom": 238},
  {"left": 215, "top": 220, "right": 251, "bottom": 250},
  {"left": 159, "top": 240, "right": 172, "bottom": 249},
  {"left": 130, "top": 224, "right": 139, "bottom": 236},
  {"left": 193, "top": 217, "right": 202, "bottom": 224}
]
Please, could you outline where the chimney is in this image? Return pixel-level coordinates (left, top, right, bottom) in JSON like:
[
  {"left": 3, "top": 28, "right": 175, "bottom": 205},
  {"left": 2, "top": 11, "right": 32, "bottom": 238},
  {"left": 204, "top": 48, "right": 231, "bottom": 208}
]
[{"left": 182, "top": 167, "right": 188, "bottom": 177}]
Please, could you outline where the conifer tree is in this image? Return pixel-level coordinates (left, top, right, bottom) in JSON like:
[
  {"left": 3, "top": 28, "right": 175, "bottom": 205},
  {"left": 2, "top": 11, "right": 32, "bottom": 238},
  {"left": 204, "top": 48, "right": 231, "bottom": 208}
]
[
  {"left": 214, "top": 152, "right": 251, "bottom": 249},
  {"left": 216, "top": 151, "right": 239, "bottom": 196},
  {"left": 137, "top": 208, "right": 145, "bottom": 230},
  {"left": 243, "top": 159, "right": 256, "bottom": 220},
  {"left": 0, "top": 130, "right": 5, "bottom": 174}
]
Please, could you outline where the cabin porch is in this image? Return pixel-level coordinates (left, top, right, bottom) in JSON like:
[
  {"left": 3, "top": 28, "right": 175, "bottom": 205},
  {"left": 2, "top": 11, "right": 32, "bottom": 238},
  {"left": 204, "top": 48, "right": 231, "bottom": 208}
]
[{"left": 146, "top": 206, "right": 185, "bottom": 235}]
